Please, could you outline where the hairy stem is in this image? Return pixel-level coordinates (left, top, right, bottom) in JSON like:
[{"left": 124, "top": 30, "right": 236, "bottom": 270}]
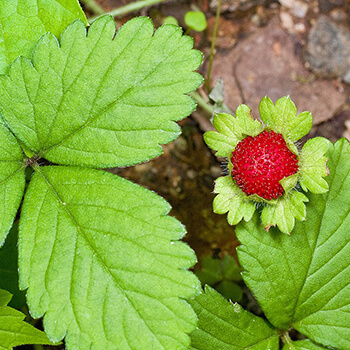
[
  {"left": 190, "top": 92, "right": 214, "bottom": 115},
  {"left": 205, "top": 0, "right": 222, "bottom": 93},
  {"left": 280, "top": 330, "right": 292, "bottom": 345},
  {"left": 89, "top": 0, "right": 166, "bottom": 22}
]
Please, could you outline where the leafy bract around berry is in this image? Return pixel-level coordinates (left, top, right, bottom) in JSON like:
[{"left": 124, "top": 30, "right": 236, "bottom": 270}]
[{"left": 204, "top": 96, "right": 330, "bottom": 234}]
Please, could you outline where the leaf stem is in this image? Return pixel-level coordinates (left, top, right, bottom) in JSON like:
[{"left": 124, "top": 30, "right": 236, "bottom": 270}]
[
  {"left": 190, "top": 91, "right": 214, "bottom": 115},
  {"left": 280, "top": 330, "right": 292, "bottom": 345},
  {"left": 80, "top": 0, "right": 105, "bottom": 16},
  {"left": 205, "top": 0, "right": 222, "bottom": 93},
  {"left": 89, "top": 0, "right": 167, "bottom": 22}
]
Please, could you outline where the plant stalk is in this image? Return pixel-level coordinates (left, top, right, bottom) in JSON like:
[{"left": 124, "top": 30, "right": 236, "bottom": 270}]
[
  {"left": 190, "top": 92, "right": 214, "bottom": 115},
  {"left": 205, "top": 0, "right": 222, "bottom": 92},
  {"left": 80, "top": 0, "right": 105, "bottom": 16},
  {"left": 89, "top": 0, "right": 166, "bottom": 22}
]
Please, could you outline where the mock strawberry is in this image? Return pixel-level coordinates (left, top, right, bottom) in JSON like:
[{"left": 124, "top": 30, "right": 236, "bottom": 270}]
[
  {"left": 204, "top": 95, "right": 330, "bottom": 234},
  {"left": 231, "top": 130, "right": 299, "bottom": 200}
]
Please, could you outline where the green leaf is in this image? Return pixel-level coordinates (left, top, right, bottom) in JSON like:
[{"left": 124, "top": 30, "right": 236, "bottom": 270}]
[
  {"left": 0, "top": 16, "right": 203, "bottom": 168},
  {"left": 215, "top": 281, "right": 243, "bottom": 301},
  {"left": 0, "top": 224, "right": 26, "bottom": 310},
  {"left": 0, "top": 124, "right": 26, "bottom": 247},
  {"left": 0, "top": 290, "right": 11, "bottom": 308},
  {"left": 204, "top": 109, "right": 261, "bottom": 158},
  {"left": 213, "top": 176, "right": 256, "bottom": 225},
  {"left": 221, "top": 254, "right": 242, "bottom": 281},
  {"left": 19, "top": 166, "right": 200, "bottom": 349},
  {"left": 259, "top": 96, "right": 313, "bottom": 142},
  {"left": 196, "top": 254, "right": 242, "bottom": 286},
  {"left": 184, "top": 11, "right": 207, "bottom": 32},
  {"left": 282, "top": 340, "right": 329, "bottom": 350},
  {"left": 236, "top": 139, "right": 350, "bottom": 349},
  {"left": 196, "top": 257, "right": 222, "bottom": 286},
  {"left": 189, "top": 286, "right": 279, "bottom": 350},
  {"left": 299, "top": 137, "right": 330, "bottom": 193},
  {"left": 0, "top": 289, "right": 55, "bottom": 349},
  {"left": 261, "top": 190, "right": 309, "bottom": 234},
  {"left": 0, "top": 0, "right": 87, "bottom": 74}
]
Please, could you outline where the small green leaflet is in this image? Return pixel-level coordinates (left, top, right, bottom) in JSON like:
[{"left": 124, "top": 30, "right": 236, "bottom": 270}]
[
  {"left": 0, "top": 289, "right": 55, "bottom": 349},
  {"left": 259, "top": 96, "right": 313, "bottom": 142},
  {"left": 189, "top": 286, "right": 279, "bottom": 349},
  {"left": 0, "top": 15, "right": 203, "bottom": 168},
  {"left": 236, "top": 139, "right": 350, "bottom": 349},
  {"left": 19, "top": 166, "right": 200, "bottom": 349},
  {"left": 0, "top": 0, "right": 87, "bottom": 74},
  {"left": 0, "top": 124, "right": 25, "bottom": 247}
]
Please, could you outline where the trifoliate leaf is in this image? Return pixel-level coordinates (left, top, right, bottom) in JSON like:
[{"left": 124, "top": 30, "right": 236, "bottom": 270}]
[
  {"left": 189, "top": 286, "right": 279, "bottom": 350},
  {"left": 299, "top": 137, "right": 330, "bottom": 193},
  {"left": 0, "top": 289, "right": 55, "bottom": 349},
  {"left": 19, "top": 166, "right": 200, "bottom": 349},
  {"left": 0, "top": 224, "right": 26, "bottom": 310},
  {"left": 259, "top": 96, "right": 313, "bottom": 142},
  {"left": 236, "top": 139, "right": 350, "bottom": 349},
  {"left": 204, "top": 109, "right": 261, "bottom": 157},
  {"left": 0, "top": 0, "right": 87, "bottom": 74},
  {"left": 282, "top": 340, "right": 328, "bottom": 350},
  {"left": 0, "top": 124, "right": 26, "bottom": 247},
  {"left": 0, "top": 16, "right": 203, "bottom": 168},
  {"left": 213, "top": 176, "right": 256, "bottom": 225},
  {"left": 261, "top": 190, "right": 309, "bottom": 234}
]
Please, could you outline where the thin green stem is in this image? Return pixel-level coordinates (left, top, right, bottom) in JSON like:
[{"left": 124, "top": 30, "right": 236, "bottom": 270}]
[
  {"left": 190, "top": 92, "right": 214, "bottom": 115},
  {"left": 80, "top": 0, "right": 105, "bottom": 16},
  {"left": 89, "top": 0, "right": 166, "bottom": 22},
  {"left": 205, "top": 0, "right": 222, "bottom": 93},
  {"left": 280, "top": 330, "right": 292, "bottom": 345}
]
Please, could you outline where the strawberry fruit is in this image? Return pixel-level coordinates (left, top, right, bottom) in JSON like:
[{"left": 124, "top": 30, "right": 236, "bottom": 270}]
[{"left": 231, "top": 130, "right": 299, "bottom": 200}]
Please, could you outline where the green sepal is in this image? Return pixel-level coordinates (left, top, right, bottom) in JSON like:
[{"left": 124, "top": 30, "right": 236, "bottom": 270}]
[
  {"left": 299, "top": 137, "right": 330, "bottom": 193},
  {"left": 259, "top": 96, "right": 313, "bottom": 142},
  {"left": 204, "top": 107, "right": 261, "bottom": 157},
  {"left": 261, "top": 191, "right": 309, "bottom": 234},
  {"left": 280, "top": 173, "right": 299, "bottom": 194},
  {"left": 213, "top": 176, "right": 256, "bottom": 225}
]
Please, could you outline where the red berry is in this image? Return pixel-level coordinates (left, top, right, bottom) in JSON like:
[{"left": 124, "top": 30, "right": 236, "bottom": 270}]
[{"left": 231, "top": 130, "right": 299, "bottom": 200}]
